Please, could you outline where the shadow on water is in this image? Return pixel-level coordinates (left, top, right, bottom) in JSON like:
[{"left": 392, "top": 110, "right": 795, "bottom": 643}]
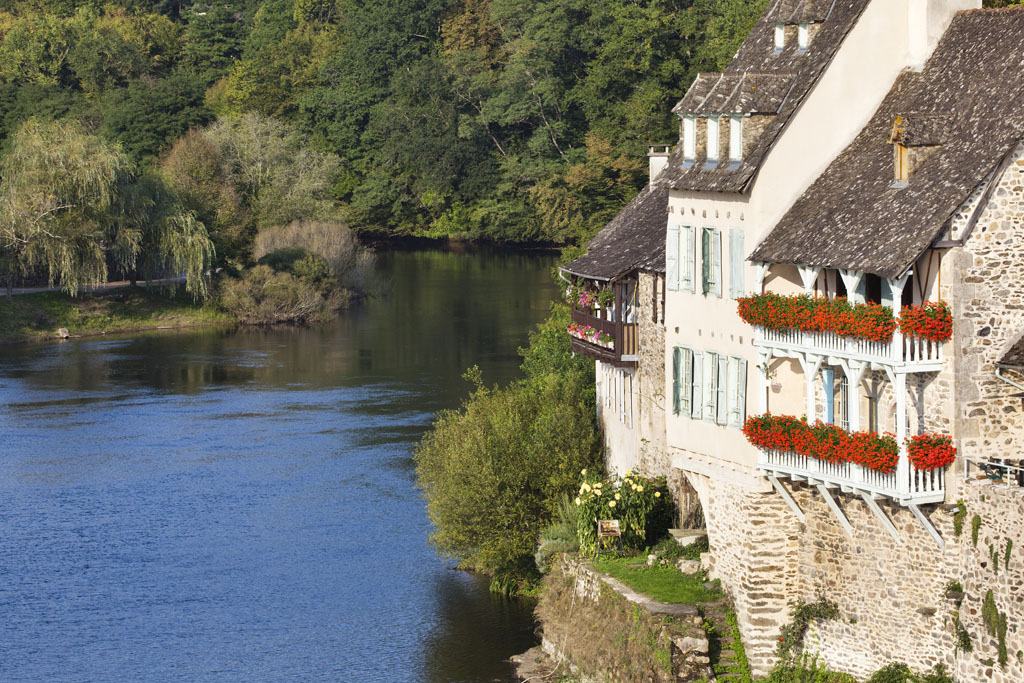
[{"left": 0, "top": 246, "right": 558, "bottom": 682}]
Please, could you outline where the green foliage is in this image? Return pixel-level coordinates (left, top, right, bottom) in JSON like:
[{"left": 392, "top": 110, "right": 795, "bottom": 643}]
[
  {"left": 217, "top": 264, "right": 345, "bottom": 324},
  {"left": 535, "top": 493, "right": 581, "bottom": 574},
  {"left": 414, "top": 305, "right": 602, "bottom": 587},
  {"left": 953, "top": 500, "right": 968, "bottom": 537},
  {"left": 1005, "top": 539, "right": 1013, "bottom": 566},
  {"left": 972, "top": 514, "right": 982, "bottom": 547},
  {"left": 575, "top": 471, "right": 672, "bottom": 556},
  {"left": 944, "top": 580, "right": 963, "bottom": 597},
  {"left": 990, "top": 544, "right": 1000, "bottom": 574},
  {"left": 594, "top": 555, "right": 721, "bottom": 605},
  {"left": 763, "top": 654, "right": 856, "bottom": 683},
  {"left": 953, "top": 610, "right": 972, "bottom": 654},
  {"left": 983, "top": 589, "right": 999, "bottom": 636},
  {"left": 776, "top": 598, "right": 841, "bottom": 664},
  {"left": 724, "top": 609, "right": 752, "bottom": 682}
]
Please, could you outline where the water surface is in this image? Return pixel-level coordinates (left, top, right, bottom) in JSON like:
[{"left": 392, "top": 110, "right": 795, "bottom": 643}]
[{"left": 0, "top": 247, "right": 559, "bottom": 682}]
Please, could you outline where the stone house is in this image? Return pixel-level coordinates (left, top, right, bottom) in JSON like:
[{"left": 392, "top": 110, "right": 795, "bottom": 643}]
[{"left": 562, "top": 0, "right": 1024, "bottom": 678}]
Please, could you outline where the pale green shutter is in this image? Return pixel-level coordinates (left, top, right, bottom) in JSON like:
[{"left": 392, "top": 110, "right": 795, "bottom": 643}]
[
  {"left": 703, "top": 351, "right": 717, "bottom": 421},
  {"left": 672, "top": 347, "right": 682, "bottom": 413},
  {"left": 690, "top": 352, "right": 703, "bottom": 419},
  {"left": 681, "top": 348, "right": 692, "bottom": 416},
  {"left": 681, "top": 226, "right": 694, "bottom": 292},
  {"left": 701, "top": 229, "right": 712, "bottom": 295},
  {"left": 716, "top": 354, "right": 728, "bottom": 425},
  {"left": 712, "top": 229, "right": 723, "bottom": 298},
  {"left": 730, "top": 229, "right": 745, "bottom": 299},
  {"left": 666, "top": 225, "right": 680, "bottom": 291},
  {"left": 728, "top": 357, "right": 748, "bottom": 428}
]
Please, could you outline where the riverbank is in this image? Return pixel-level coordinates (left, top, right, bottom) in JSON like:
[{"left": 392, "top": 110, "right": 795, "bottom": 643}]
[{"left": 0, "top": 287, "right": 233, "bottom": 344}]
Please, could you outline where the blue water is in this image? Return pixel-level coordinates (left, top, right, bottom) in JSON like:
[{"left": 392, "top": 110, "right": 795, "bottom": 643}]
[{"left": 0, "top": 248, "right": 558, "bottom": 682}]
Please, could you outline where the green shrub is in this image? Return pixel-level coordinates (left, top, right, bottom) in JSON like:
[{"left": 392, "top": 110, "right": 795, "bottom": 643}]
[
  {"left": 777, "top": 598, "right": 840, "bottom": 663},
  {"left": 764, "top": 654, "right": 856, "bottom": 683},
  {"left": 868, "top": 663, "right": 914, "bottom": 683},
  {"left": 217, "top": 265, "right": 345, "bottom": 325},
  {"left": 257, "top": 247, "right": 333, "bottom": 291},
  {"left": 972, "top": 515, "right": 982, "bottom": 547},
  {"left": 953, "top": 500, "right": 968, "bottom": 537},
  {"left": 536, "top": 494, "right": 581, "bottom": 573},
  {"left": 415, "top": 305, "right": 602, "bottom": 589},
  {"left": 575, "top": 470, "right": 672, "bottom": 556}
]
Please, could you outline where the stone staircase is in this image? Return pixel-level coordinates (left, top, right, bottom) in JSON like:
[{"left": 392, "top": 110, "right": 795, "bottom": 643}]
[{"left": 700, "top": 598, "right": 751, "bottom": 682}]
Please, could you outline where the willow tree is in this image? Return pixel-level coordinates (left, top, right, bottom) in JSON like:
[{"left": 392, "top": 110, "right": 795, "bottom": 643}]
[
  {"left": 0, "top": 118, "right": 132, "bottom": 296},
  {"left": 0, "top": 118, "right": 215, "bottom": 298}
]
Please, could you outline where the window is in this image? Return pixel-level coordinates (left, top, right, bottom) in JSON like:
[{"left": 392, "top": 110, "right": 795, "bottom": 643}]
[
  {"left": 822, "top": 368, "right": 835, "bottom": 424},
  {"left": 729, "top": 229, "right": 745, "bottom": 299},
  {"left": 701, "top": 228, "right": 722, "bottom": 297},
  {"left": 837, "top": 375, "right": 850, "bottom": 431},
  {"left": 894, "top": 143, "right": 909, "bottom": 184},
  {"left": 667, "top": 225, "right": 696, "bottom": 292},
  {"left": 774, "top": 23, "right": 784, "bottom": 52},
  {"left": 798, "top": 23, "right": 809, "bottom": 51},
  {"left": 702, "top": 351, "right": 718, "bottom": 422},
  {"left": 706, "top": 117, "right": 720, "bottom": 163},
  {"left": 682, "top": 226, "right": 695, "bottom": 292},
  {"left": 729, "top": 116, "right": 743, "bottom": 162},
  {"left": 672, "top": 347, "right": 747, "bottom": 428},
  {"left": 683, "top": 116, "right": 696, "bottom": 162},
  {"left": 666, "top": 225, "right": 679, "bottom": 291}
]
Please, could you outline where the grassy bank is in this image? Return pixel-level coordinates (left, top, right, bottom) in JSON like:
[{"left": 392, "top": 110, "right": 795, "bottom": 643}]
[{"left": 0, "top": 287, "right": 233, "bottom": 344}]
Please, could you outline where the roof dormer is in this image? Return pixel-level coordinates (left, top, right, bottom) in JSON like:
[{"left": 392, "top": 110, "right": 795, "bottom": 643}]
[
  {"left": 766, "top": 0, "right": 831, "bottom": 52},
  {"left": 887, "top": 113, "right": 950, "bottom": 187}
]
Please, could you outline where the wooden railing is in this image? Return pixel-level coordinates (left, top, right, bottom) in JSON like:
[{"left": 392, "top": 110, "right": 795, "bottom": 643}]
[
  {"left": 758, "top": 448, "right": 946, "bottom": 505},
  {"left": 755, "top": 326, "right": 943, "bottom": 370},
  {"left": 570, "top": 307, "right": 638, "bottom": 363}
]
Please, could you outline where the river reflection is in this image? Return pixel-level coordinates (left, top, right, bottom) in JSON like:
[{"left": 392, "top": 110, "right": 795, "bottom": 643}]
[{"left": 0, "top": 247, "right": 556, "bottom": 682}]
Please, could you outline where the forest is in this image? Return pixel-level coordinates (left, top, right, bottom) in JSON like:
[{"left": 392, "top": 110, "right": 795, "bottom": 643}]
[{"left": 0, "top": 0, "right": 1019, "bottom": 298}]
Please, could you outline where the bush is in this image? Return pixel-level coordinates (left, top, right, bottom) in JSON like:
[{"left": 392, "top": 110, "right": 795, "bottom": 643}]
[
  {"left": 535, "top": 494, "right": 580, "bottom": 574},
  {"left": 764, "top": 654, "right": 856, "bottom": 683},
  {"left": 575, "top": 471, "right": 672, "bottom": 556},
  {"left": 253, "top": 219, "right": 379, "bottom": 294},
  {"left": 257, "top": 247, "right": 332, "bottom": 290},
  {"left": 217, "top": 264, "right": 344, "bottom": 325},
  {"left": 415, "top": 305, "right": 602, "bottom": 588}
]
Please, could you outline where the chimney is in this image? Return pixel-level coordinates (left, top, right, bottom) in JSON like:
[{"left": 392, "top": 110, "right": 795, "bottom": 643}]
[
  {"left": 647, "top": 144, "right": 671, "bottom": 188},
  {"left": 907, "top": 0, "right": 980, "bottom": 68}
]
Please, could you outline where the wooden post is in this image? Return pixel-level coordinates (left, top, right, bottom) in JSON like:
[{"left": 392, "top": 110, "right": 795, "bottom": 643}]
[{"left": 895, "top": 372, "right": 909, "bottom": 497}]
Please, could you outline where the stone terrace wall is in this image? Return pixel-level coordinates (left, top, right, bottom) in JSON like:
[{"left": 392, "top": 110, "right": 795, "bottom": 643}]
[
  {"left": 637, "top": 271, "right": 668, "bottom": 477},
  {"left": 955, "top": 480, "right": 1024, "bottom": 683}
]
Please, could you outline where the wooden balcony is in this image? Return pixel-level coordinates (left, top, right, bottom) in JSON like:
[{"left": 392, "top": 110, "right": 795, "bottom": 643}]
[
  {"left": 758, "top": 448, "right": 946, "bottom": 506},
  {"left": 570, "top": 307, "right": 638, "bottom": 367},
  {"left": 754, "top": 326, "right": 943, "bottom": 373}
]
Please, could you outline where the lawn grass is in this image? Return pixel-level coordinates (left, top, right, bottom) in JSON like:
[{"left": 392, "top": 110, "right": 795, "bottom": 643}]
[
  {"left": 0, "top": 287, "right": 233, "bottom": 343},
  {"left": 595, "top": 554, "right": 722, "bottom": 604}
]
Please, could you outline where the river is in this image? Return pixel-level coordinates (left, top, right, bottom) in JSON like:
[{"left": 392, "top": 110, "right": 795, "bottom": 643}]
[{"left": 0, "top": 247, "right": 560, "bottom": 682}]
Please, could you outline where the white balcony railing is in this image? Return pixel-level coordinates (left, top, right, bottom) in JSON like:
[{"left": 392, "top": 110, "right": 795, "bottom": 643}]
[
  {"left": 755, "top": 326, "right": 943, "bottom": 371},
  {"left": 758, "top": 448, "right": 946, "bottom": 505}
]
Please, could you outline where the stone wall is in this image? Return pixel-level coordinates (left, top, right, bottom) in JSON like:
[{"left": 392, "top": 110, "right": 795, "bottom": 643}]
[
  {"left": 946, "top": 140, "right": 1024, "bottom": 470},
  {"left": 954, "top": 480, "right": 1024, "bottom": 683},
  {"left": 637, "top": 271, "right": 669, "bottom": 477}
]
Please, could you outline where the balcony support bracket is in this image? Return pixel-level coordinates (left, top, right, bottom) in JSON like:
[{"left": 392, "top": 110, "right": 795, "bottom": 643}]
[
  {"left": 798, "top": 265, "right": 822, "bottom": 294},
  {"left": 860, "top": 493, "right": 900, "bottom": 544},
  {"left": 908, "top": 504, "right": 944, "bottom": 551},
  {"left": 816, "top": 484, "right": 853, "bottom": 538},
  {"left": 769, "top": 475, "right": 805, "bottom": 524}
]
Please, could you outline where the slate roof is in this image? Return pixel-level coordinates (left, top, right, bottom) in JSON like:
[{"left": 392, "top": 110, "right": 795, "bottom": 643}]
[
  {"left": 562, "top": 185, "right": 668, "bottom": 281},
  {"left": 766, "top": 0, "right": 834, "bottom": 24},
  {"left": 664, "top": 0, "right": 869, "bottom": 194},
  {"left": 889, "top": 114, "right": 952, "bottom": 147},
  {"left": 673, "top": 73, "right": 796, "bottom": 116},
  {"left": 1001, "top": 332, "right": 1024, "bottom": 367},
  {"left": 750, "top": 8, "right": 1024, "bottom": 279}
]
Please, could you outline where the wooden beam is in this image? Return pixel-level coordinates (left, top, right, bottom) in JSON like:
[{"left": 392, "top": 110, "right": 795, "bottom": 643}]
[
  {"left": 908, "top": 504, "right": 944, "bottom": 551},
  {"left": 769, "top": 476, "right": 805, "bottom": 524},
  {"left": 860, "top": 493, "right": 900, "bottom": 544},
  {"left": 816, "top": 484, "right": 853, "bottom": 538}
]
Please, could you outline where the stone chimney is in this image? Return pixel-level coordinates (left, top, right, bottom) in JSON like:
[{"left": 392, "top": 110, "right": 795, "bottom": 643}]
[
  {"left": 907, "top": 0, "right": 980, "bottom": 68},
  {"left": 647, "top": 144, "right": 671, "bottom": 188}
]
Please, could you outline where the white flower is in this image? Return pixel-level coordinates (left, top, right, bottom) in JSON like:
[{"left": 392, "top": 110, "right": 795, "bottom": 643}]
[
  {"left": 654, "top": 491, "right": 661, "bottom": 498},
  {"left": 614, "top": 493, "right": 621, "bottom": 501},
  {"left": 637, "top": 486, "right": 644, "bottom": 493},
  {"left": 575, "top": 497, "right": 581, "bottom": 505},
  {"left": 581, "top": 468, "right": 587, "bottom": 475},
  {"left": 608, "top": 500, "right": 616, "bottom": 508}
]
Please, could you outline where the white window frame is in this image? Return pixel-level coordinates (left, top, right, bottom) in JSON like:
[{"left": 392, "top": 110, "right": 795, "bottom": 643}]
[
  {"left": 706, "top": 116, "right": 720, "bottom": 163},
  {"left": 727, "top": 356, "right": 748, "bottom": 428},
  {"left": 673, "top": 347, "right": 693, "bottom": 416},
  {"left": 701, "top": 228, "right": 722, "bottom": 298},
  {"left": 774, "top": 23, "right": 785, "bottom": 52},
  {"left": 798, "top": 23, "right": 809, "bottom": 51},
  {"left": 729, "top": 116, "right": 743, "bottom": 162},
  {"left": 682, "top": 226, "right": 695, "bottom": 293},
  {"left": 683, "top": 116, "right": 696, "bottom": 162}
]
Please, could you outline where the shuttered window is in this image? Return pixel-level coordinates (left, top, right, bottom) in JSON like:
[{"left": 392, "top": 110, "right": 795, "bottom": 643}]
[
  {"left": 729, "top": 229, "right": 745, "bottom": 299},
  {"left": 706, "top": 117, "right": 720, "bottom": 162},
  {"left": 690, "top": 351, "right": 703, "bottom": 420},
  {"left": 716, "top": 355, "right": 729, "bottom": 425},
  {"left": 729, "top": 116, "right": 743, "bottom": 162},
  {"left": 702, "top": 351, "right": 717, "bottom": 422},
  {"left": 672, "top": 347, "right": 693, "bottom": 416},
  {"left": 701, "top": 228, "right": 722, "bottom": 297},
  {"left": 666, "top": 224, "right": 680, "bottom": 291},
  {"left": 681, "top": 226, "right": 695, "bottom": 293},
  {"left": 727, "top": 357, "right": 748, "bottom": 428}
]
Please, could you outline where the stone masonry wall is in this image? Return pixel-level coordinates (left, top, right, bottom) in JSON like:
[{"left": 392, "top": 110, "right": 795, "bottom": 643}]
[
  {"left": 944, "top": 140, "right": 1024, "bottom": 473},
  {"left": 954, "top": 480, "right": 1024, "bottom": 683},
  {"left": 637, "top": 271, "right": 668, "bottom": 477}
]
